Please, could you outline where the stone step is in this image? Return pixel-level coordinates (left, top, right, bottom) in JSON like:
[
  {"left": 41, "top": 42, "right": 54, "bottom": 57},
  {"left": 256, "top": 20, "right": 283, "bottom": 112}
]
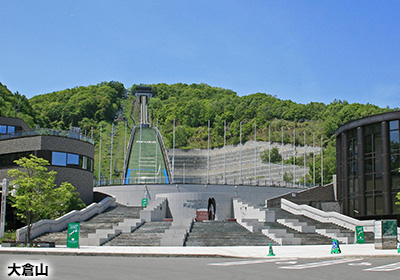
[
  {"left": 185, "top": 221, "right": 278, "bottom": 247},
  {"left": 34, "top": 204, "right": 142, "bottom": 245},
  {"left": 104, "top": 221, "right": 172, "bottom": 246}
]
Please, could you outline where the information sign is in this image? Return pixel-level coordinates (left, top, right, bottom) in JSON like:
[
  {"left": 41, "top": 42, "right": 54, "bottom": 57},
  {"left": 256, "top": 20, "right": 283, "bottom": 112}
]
[
  {"left": 67, "top": 223, "right": 80, "bottom": 248},
  {"left": 355, "top": 226, "right": 365, "bottom": 244},
  {"left": 142, "top": 198, "right": 148, "bottom": 208}
]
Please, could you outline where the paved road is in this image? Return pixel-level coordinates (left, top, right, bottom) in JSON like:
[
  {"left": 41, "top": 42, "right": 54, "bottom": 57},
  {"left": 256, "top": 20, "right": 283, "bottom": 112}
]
[{"left": 2, "top": 254, "right": 400, "bottom": 280}]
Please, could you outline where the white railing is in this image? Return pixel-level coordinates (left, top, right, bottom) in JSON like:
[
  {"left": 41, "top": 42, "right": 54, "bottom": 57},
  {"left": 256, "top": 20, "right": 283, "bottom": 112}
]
[
  {"left": 281, "top": 198, "right": 375, "bottom": 232},
  {"left": 16, "top": 196, "right": 116, "bottom": 241}
]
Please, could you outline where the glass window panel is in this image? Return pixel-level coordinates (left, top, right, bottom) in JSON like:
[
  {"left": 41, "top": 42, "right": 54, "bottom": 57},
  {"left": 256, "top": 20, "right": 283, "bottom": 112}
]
[
  {"left": 7, "top": 126, "right": 15, "bottom": 133},
  {"left": 67, "top": 153, "right": 79, "bottom": 165},
  {"left": 390, "top": 154, "right": 400, "bottom": 173},
  {"left": 366, "top": 196, "right": 374, "bottom": 215},
  {"left": 349, "top": 178, "right": 354, "bottom": 193},
  {"left": 349, "top": 199, "right": 355, "bottom": 216},
  {"left": 365, "top": 125, "right": 372, "bottom": 135},
  {"left": 354, "top": 198, "right": 359, "bottom": 217},
  {"left": 392, "top": 174, "right": 400, "bottom": 191},
  {"left": 375, "top": 196, "right": 383, "bottom": 215},
  {"left": 390, "top": 132, "right": 400, "bottom": 152},
  {"left": 392, "top": 193, "right": 400, "bottom": 214},
  {"left": 365, "top": 135, "right": 372, "bottom": 154},
  {"left": 52, "top": 152, "right": 67, "bottom": 166},
  {"left": 79, "top": 156, "right": 84, "bottom": 168},
  {"left": 354, "top": 178, "right": 359, "bottom": 193},
  {"left": 375, "top": 176, "right": 383, "bottom": 190},
  {"left": 0, "top": 125, "right": 7, "bottom": 134},
  {"left": 375, "top": 155, "right": 382, "bottom": 173},
  {"left": 390, "top": 120, "right": 399, "bottom": 130},
  {"left": 88, "top": 158, "right": 93, "bottom": 172},
  {"left": 366, "top": 175, "right": 374, "bottom": 191},
  {"left": 373, "top": 124, "right": 381, "bottom": 134},
  {"left": 365, "top": 158, "right": 373, "bottom": 174},
  {"left": 82, "top": 156, "right": 87, "bottom": 170},
  {"left": 374, "top": 133, "right": 381, "bottom": 154}
]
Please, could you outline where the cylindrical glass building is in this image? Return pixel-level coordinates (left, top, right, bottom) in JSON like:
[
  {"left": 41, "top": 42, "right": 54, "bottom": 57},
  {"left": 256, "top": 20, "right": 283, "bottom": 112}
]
[{"left": 336, "top": 111, "right": 400, "bottom": 220}]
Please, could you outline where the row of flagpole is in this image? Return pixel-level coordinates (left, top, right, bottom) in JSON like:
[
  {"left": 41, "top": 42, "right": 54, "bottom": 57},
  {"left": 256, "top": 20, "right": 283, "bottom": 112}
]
[
  {"left": 95, "top": 119, "right": 324, "bottom": 186},
  {"left": 169, "top": 119, "right": 324, "bottom": 186}
]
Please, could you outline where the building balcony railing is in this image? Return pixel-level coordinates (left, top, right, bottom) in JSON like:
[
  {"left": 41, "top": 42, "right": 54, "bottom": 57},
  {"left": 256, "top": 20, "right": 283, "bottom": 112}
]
[
  {"left": 0, "top": 128, "right": 94, "bottom": 145},
  {"left": 94, "top": 176, "right": 312, "bottom": 189}
]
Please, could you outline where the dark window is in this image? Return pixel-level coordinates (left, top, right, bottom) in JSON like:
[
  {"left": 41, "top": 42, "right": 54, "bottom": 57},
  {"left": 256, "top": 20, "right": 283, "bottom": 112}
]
[
  {"left": 365, "top": 135, "right": 372, "bottom": 154},
  {"left": 392, "top": 193, "right": 400, "bottom": 214},
  {"left": 366, "top": 196, "right": 373, "bottom": 216},
  {"left": 375, "top": 196, "right": 383, "bottom": 215},
  {"left": 366, "top": 175, "right": 373, "bottom": 191},
  {"left": 375, "top": 175, "right": 383, "bottom": 190},
  {"left": 88, "top": 158, "right": 93, "bottom": 172},
  {"left": 0, "top": 152, "right": 34, "bottom": 167}
]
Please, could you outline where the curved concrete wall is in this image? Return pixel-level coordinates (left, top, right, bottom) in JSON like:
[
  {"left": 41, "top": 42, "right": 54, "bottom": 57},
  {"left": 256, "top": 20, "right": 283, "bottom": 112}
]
[{"left": 0, "top": 131, "right": 95, "bottom": 204}]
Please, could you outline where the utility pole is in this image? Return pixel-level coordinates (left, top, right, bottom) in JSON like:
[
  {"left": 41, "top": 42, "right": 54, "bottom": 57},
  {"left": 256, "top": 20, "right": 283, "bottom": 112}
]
[
  {"left": 268, "top": 125, "right": 271, "bottom": 182},
  {"left": 239, "top": 122, "right": 242, "bottom": 185},
  {"left": 281, "top": 127, "right": 284, "bottom": 182},
  {"left": 224, "top": 120, "right": 226, "bottom": 184},
  {"left": 110, "top": 123, "right": 114, "bottom": 185},
  {"left": 172, "top": 119, "right": 175, "bottom": 184},
  {"left": 98, "top": 125, "right": 102, "bottom": 184},
  {"left": 207, "top": 120, "right": 210, "bottom": 184},
  {"left": 254, "top": 123, "right": 257, "bottom": 182}
]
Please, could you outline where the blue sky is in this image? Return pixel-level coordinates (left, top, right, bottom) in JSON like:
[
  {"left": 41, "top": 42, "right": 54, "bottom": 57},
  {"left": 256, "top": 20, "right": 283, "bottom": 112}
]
[{"left": 1, "top": 1, "right": 399, "bottom": 108}]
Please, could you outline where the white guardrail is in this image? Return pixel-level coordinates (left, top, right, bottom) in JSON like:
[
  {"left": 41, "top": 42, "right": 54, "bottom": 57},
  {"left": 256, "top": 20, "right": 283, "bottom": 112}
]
[
  {"left": 281, "top": 198, "right": 375, "bottom": 232},
  {"left": 16, "top": 196, "right": 116, "bottom": 241}
]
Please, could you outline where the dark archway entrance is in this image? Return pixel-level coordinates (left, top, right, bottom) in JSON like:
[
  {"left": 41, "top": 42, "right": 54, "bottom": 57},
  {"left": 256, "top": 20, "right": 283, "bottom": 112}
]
[{"left": 207, "top": 198, "right": 216, "bottom": 220}]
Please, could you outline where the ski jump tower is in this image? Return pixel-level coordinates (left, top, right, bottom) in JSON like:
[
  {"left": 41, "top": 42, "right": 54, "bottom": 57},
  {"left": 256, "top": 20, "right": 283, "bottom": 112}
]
[
  {"left": 135, "top": 86, "right": 152, "bottom": 127},
  {"left": 123, "top": 85, "right": 171, "bottom": 184}
]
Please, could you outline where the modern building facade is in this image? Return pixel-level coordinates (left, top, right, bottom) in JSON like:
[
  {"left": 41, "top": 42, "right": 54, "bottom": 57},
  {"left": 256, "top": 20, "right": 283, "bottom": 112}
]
[
  {"left": 336, "top": 111, "right": 400, "bottom": 220},
  {"left": 0, "top": 117, "right": 95, "bottom": 204}
]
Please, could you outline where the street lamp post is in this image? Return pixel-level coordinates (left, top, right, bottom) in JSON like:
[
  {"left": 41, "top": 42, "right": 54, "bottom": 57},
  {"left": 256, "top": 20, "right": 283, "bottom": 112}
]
[
  {"left": 0, "top": 179, "right": 9, "bottom": 238},
  {"left": 0, "top": 179, "right": 17, "bottom": 238}
]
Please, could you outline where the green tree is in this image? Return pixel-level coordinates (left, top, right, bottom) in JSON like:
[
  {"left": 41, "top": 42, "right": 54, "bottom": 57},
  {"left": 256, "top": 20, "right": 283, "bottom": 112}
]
[
  {"left": 261, "top": 147, "right": 282, "bottom": 164},
  {"left": 8, "top": 155, "right": 85, "bottom": 241}
]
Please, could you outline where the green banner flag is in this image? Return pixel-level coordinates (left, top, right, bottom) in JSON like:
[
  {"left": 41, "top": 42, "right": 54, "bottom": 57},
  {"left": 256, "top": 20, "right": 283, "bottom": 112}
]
[
  {"left": 67, "top": 223, "right": 80, "bottom": 248},
  {"left": 355, "top": 226, "right": 365, "bottom": 244},
  {"left": 142, "top": 198, "right": 148, "bottom": 208}
]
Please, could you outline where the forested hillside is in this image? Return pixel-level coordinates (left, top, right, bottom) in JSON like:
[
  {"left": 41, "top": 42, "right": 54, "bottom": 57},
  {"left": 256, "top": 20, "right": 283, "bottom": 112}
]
[
  {"left": 1, "top": 81, "right": 394, "bottom": 184},
  {"left": 0, "top": 83, "right": 35, "bottom": 127}
]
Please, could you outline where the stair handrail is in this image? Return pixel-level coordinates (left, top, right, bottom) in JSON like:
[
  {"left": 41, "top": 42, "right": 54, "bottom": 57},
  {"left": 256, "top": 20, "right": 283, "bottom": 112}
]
[
  {"left": 16, "top": 196, "right": 116, "bottom": 241},
  {"left": 280, "top": 198, "right": 375, "bottom": 232}
]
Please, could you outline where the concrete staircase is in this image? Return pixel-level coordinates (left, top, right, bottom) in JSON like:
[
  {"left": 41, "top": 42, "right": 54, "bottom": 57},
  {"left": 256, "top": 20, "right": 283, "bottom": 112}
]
[
  {"left": 267, "top": 208, "right": 351, "bottom": 245},
  {"left": 34, "top": 204, "right": 142, "bottom": 245},
  {"left": 185, "top": 221, "right": 278, "bottom": 246},
  {"left": 104, "top": 221, "right": 172, "bottom": 246}
]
